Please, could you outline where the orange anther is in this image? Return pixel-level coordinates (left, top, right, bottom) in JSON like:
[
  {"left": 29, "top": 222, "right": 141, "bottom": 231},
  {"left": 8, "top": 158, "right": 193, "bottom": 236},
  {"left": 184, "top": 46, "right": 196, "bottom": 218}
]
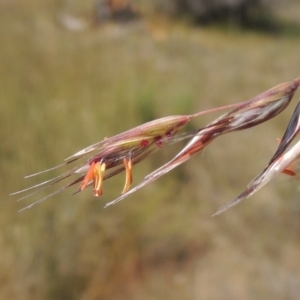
[
  {"left": 79, "top": 161, "right": 96, "bottom": 191},
  {"left": 282, "top": 167, "right": 296, "bottom": 176}
]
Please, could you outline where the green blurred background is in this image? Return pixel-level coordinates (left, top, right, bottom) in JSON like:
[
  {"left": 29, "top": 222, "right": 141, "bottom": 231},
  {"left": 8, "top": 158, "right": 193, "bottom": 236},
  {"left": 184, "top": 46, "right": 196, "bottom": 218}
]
[{"left": 2, "top": 0, "right": 300, "bottom": 299}]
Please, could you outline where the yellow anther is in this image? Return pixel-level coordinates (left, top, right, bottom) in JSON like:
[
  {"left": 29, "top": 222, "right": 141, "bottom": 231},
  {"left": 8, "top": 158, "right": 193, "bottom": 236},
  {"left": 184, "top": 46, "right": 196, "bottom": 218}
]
[
  {"left": 93, "top": 162, "right": 106, "bottom": 196},
  {"left": 122, "top": 158, "right": 133, "bottom": 194}
]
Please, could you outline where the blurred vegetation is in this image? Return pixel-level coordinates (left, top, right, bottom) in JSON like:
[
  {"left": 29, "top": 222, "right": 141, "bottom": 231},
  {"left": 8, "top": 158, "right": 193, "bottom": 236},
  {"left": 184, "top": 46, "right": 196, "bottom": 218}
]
[
  {"left": 149, "top": 0, "right": 273, "bottom": 27},
  {"left": 1, "top": 0, "right": 300, "bottom": 299},
  {"left": 141, "top": 0, "right": 300, "bottom": 33}
]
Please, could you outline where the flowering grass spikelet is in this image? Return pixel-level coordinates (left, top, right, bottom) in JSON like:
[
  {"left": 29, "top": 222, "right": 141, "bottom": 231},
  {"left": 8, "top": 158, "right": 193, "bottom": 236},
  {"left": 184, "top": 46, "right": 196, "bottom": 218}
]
[{"left": 12, "top": 115, "right": 192, "bottom": 211}]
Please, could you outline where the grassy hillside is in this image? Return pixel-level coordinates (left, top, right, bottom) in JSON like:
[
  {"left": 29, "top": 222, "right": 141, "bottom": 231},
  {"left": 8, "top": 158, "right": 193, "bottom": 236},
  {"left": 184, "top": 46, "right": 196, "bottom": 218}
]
[{"left": 1, "top": 1, "right": 300, "bottom": 299}]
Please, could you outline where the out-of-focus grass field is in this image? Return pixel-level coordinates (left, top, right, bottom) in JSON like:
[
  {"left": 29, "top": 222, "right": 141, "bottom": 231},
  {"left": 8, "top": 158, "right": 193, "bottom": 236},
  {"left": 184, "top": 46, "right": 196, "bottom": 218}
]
[{"left": 2, "top": 1, "right": 300, "bottom": 299}]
